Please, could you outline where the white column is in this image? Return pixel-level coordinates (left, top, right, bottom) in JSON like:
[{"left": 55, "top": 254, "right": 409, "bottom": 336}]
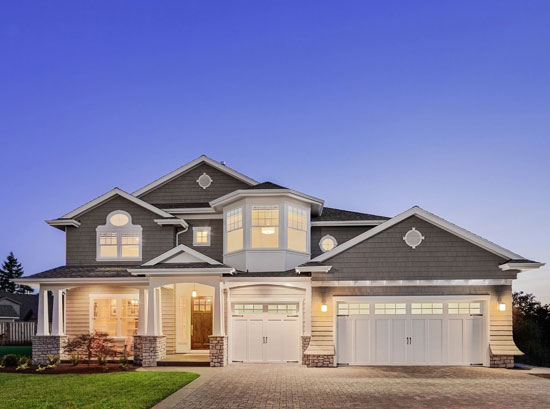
[
  {"left": 37, "top": 287, "right": 50, "bottom": 336},
  {"left": 146, "top": 285, "right": 157, "bottom": 336},
  {"left": 304, "top": 284, "right": 312, "bottom": 336},
  {"left": 50, "top": 289, "right": 65, "bottom": 336},
  {"left": 137, "top": 288, "right": 148, "bottom": 336},
  {"left": 213, "top": 282, "right": 222, "bottom": 336},
  {"left": 156, "top": 287, "right": 163, "bottom": 336}
]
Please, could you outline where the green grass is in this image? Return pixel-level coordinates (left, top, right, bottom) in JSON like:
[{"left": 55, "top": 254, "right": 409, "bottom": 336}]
[
  {"left": 0, "top": 371, "right": 199, "bottom": 409},
  {"left": 0, "top": 345, "right": 32, "bottom": 357}
]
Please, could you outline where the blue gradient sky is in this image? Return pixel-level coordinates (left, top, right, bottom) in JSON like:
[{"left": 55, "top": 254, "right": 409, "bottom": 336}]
[{"left": 1, "top": 1, "right": 549, "bottom": 302}]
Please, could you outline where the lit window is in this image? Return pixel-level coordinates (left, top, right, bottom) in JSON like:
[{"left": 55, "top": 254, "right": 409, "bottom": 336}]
[
  {"left": 226, "top": 208, "right": 243, "bottom": 253},
  {"left": 267, "top": 304, "right": 298, "bottom": 315},
  {"left": 411, "top": 303, "right": 443, "bottom": 315},
  {"left": 287, "top": 206, "right": 307, "bottom": 252},
  {"left": 251, "top": 206, "right": 279, "bottom": 248},
  {"left": 233, "top": 304, "right": 264, "bottom": 314},
  {"left": 92, "top": 296, "right": 139, "bottom": 337},
  {"left": 338, "top": 303, "right": 369, "bottom": 315},
  {"left": 193, "top": 227, "right": 211, "bottom": 246},
  {"left": 448, "top": 302, "right": 481, "bottom": 315},
  {"left": 97, "top": 211, "right": 142, "bottom": 260},
  {"left": 320, "top": 235, "right": 337, "bottom": 252},
  {"left": 374, "top": 303, "right": 406, "bottom": 315}
]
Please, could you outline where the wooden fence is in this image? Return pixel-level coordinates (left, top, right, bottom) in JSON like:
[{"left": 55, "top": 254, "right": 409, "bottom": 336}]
[{"left": 0, "top": 322, "right": 36, "bottom": 345}]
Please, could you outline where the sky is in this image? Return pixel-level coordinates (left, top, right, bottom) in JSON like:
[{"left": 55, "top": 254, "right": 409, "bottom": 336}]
[{"left": 1, "top": 1, "right": 549, "bottom": 302}]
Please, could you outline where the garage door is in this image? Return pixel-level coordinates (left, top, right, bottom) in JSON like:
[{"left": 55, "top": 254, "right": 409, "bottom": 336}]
[
  {"left": 336, "top": 300, "right": 485, "bottom": 366},
  {"left": 231, "top": 303, "right": 300, "bottom": 363}
]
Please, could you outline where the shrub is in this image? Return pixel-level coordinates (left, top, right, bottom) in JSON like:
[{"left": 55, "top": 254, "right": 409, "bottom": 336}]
[
  {"left": 97, "top": 354, "right": 107, "bottom": 365},
  {"left": 2, "top": 354, "right": 18, "bottom": 367},
  {"left": 35, "top": 365, "right": 46, "bottom": 372},
  {"left": 70, "top": 353, "right": 80, "bottom": 366},
  {"left": 47, "top": 355, "right": 59, "bottom": 365},
  {"left": 64, "top": 331, "right": 116, "bottom": 366},
  {"left": 16, "top": 362, "right": 29, "bottom": 371},
  {"left": 18, "top": 356, "right": 30, "bottom": 365}
]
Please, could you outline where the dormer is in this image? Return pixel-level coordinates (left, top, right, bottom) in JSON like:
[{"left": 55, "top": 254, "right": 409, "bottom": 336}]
[{"left": 210, "top": 182, "right": 324, "bottom": 272}]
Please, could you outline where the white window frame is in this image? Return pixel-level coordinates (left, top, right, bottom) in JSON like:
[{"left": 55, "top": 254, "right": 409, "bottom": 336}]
[
  {"left": 96, "top": 210, "right": 142, "bottom": 261},
  {"left": 89, "top": 294, "right": 139, "bottom": 339},
  {"left": 226, "top": 207, "right": 244, "bottom": 253},
  {"left": 251, "top": 205, "right": 280, "bottom": 249},
  {"left": 319, "top": 235, "right": 338, "bottom": 253},
  {"left": 193, "top": 226, "right": 211, "bottom": 246},
  {"left": 287, "top": 205, "right": 308, "bottom": 253}
]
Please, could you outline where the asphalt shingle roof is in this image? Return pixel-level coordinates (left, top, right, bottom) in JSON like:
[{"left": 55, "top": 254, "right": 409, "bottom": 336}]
[
  {"left": 312, "top": 207, "right": 389, "bottom": 222},
  {"left": 245, "top": 182, "right": 288, "bottom": 190},
  {"left": 0, "top": 305, "right": 19, "bottom": 318},
  {"left": 24, "top": 265, "right": 135, "bottom": 279}
]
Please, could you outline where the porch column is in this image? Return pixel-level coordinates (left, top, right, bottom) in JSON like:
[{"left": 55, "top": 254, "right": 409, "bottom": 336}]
[
  {"left": 146, "top": 285, "right": 158, "bottom": 336},
  {"left": 137, "top": 288, "right": 148, "bottom": 336},
  {"left": 37, "top": 286, "right": 50, "bottom": 336},
  {"left": 213, "top": 282, "right": 222, "bottom": 336},
  {"left": 304, "top": 284, "right": 312, "bottom": 336},
  {"left": 155, "top": 287, "right": 163, "bottom": 336},
  {"left": 50, "top": 289, "right": 65, "bottom": 336}
]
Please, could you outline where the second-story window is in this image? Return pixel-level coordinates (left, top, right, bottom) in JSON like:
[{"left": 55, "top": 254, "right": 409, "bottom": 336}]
[
  {"left": 226, "top": 207, "right": 243, "bottom": 253},
  {"left": 193, "top": 227, "right": 211, "bottom": 246},
  {"left": 96, "top": 210, "right": 142, "bottom": 261},
  {"left": 251, "top": 206, "right": 279, "bottom": 248},
  {"left": 287, "top": 205, "right": 307, "bottom": 252}
]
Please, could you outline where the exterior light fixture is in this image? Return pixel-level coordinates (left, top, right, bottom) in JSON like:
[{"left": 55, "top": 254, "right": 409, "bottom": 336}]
[
  {"left": 498, "top": 303, "right": 506, "bottom": 312},
  {"left": 321, "top": 304, "right": 328, "bottom": 313},
  {"left": 192, "top": 284, "right": 197, "bottom": 298},
  {"left": 261, "top": 227, "right": 275, "bottom": 235}
]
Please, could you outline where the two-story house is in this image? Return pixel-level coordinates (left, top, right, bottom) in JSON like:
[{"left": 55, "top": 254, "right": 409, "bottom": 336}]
[{"left": 16, "top": 155, "right": 544, "bottom": 368}]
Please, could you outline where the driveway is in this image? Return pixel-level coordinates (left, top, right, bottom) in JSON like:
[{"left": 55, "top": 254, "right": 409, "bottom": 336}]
[{"left": 148, "top": 364, "right": 550, "bottom": 409}]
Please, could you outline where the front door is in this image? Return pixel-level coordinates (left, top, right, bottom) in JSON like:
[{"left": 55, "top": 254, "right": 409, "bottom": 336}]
[{"left": 191, "top": 297, "right": 212, "bottom": 350}]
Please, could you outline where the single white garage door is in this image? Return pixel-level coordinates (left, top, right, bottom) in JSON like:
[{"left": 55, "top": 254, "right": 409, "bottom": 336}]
[
  {"left": 231, "top": 303, "right": 300, "bottom": 363},
  {"left": 336, "top": 299, "right": 486, "bottom": 366}
]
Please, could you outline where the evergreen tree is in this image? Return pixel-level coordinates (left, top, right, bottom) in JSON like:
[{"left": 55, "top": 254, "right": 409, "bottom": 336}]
[{"left": 0, "top": 252, "right": 33, "bottom": 294}]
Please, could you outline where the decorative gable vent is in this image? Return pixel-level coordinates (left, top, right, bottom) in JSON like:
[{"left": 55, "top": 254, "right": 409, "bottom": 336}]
[
  {"left": 196, "top": 173, "right": 213, "bottom": 189},
  {"left": 403, "top": 228, "right": 424, "bottom": 249}
]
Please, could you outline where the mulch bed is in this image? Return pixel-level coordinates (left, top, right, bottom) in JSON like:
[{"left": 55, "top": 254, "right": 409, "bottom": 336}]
[{"left": 0, "top": 363, "right": 138, "bottom": 374}]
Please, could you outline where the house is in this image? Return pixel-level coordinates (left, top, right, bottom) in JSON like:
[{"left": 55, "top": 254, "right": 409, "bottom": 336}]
[
  {"left": 0, "top": 291, "right": 52, "bottom": 323},
  {"left": 15, "top": 155, "right": 544, "bottom": 368}
]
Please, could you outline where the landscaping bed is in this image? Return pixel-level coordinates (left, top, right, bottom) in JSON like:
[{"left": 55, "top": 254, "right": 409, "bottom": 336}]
[{"left": 0, "top": 362, "right": 139, "bottom": 374}]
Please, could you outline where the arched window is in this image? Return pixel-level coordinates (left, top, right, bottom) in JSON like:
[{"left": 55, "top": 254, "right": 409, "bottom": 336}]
[{"left": 96, "top": 210, "right": 142, "bottom": 260}]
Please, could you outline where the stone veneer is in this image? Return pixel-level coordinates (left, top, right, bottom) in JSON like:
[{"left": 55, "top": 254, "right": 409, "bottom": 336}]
[
  {"left": 490, "top": 354, "right": 514, "bottom": 368},
  {"left": 133, "top": 335, "right": 166, "bottom": 367},
  {"left": 209, "top": 335, "right": 228, "bottom": 367},
  {"left": 301, "top": 336, "right": 311, "bottom": 365},
  {"left": 32, "top": 336, "right": 69, "bottom": 365},
  {"left": 306, "top": 354, "right": 335, "bottom": 367}
]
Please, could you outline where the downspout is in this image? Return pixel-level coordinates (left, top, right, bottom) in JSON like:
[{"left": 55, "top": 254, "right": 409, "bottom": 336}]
[{"left": 176, "top": 224, "right": 189, "bottom": 246}]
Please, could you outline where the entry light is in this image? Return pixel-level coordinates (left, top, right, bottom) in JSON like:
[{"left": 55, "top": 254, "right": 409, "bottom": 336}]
[
  {"left": 321, "top": 304, "right": 328, "bottom": 313},
  {"left": 498, "top": 303, "right": 506, "bottom": 312},
  {"left": 261, "top": 227, "right": 275, "bottom": 235},
  {"left": 192, "top": 290, "right": 197, "bottom": 298}
]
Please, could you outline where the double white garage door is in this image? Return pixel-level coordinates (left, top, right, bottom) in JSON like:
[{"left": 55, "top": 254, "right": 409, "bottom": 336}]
[{"left": 337, "top": 299, "right": 487, "bottom": 366}]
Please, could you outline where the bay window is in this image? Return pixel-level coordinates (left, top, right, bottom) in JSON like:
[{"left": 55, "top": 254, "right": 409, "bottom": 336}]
[
  {"left": 287, "top": 205, "right": 307, "bottom": 252},
  {"left": 251, "top": 206, "right": 279, "bottom": 248},
  {"left": 226, "top": 207, "right": 243, "bottom": 253},
  {"left": 91, "top": 295, "right": 139, "bottom": 337}
]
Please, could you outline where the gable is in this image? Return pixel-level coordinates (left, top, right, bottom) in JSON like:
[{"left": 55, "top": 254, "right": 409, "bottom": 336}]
[
  {"left": 142, "top": 244, "right": 222, "bottom": 266},
  {"left": 137, "top": 162, "right": 255, "bottom": 206},
  {"left": 319, "top": 215, "right": 515, "bottom": 281}
]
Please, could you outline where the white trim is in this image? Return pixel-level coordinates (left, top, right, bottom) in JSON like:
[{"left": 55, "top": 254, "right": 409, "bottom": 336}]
[
  {"left": 142, "top": 244, "right": 222, "bottom": 266},
  {"left": 45, "top": 219, "right": 81, "bottom": 228},
  {"left": 295, "top": 265, "right": 332, "bottom": 274},
  {"left": 319, "top": 235, "right": 338, "bottom": 253},
  {"left": 311, "top": 220, "right": 385, "bottom": 227},
  {"left": 154, "top": 218, "right": 189, "bottom": 228},
  {"left": 60, "top": 188, "right": 174, "bottom": 219},
  {"left": 193, "top": 226, "right": 211, "bottom": 246},
  {"left": 89, "top": 293, "right": 140, "bottom": 338},
  {"left": 133, "top": 155, "right": 258, "bottom": 197},
  {"left": 164, "top": 208, "right": 217, "bottom": 214},
  {"left": 499, "top": 262, "right": 545, "bottom": 272},
  {"left": 312, "top": 206, "right": 525, "bottom": 262},
  {"left": 196, "top": 172, "right": 213, "bottom": 189},
  {"left": 13, "top": 277, "right": 150, "bottom": 286},
  {"left": 129, "top": 268, "right": 234, "bottom": 275},
  {"left": 312, "top": 279, "right": 513, "bottom": 287},
  {"left": 96, "top": 210, "right": 143, "bottom": 262}
]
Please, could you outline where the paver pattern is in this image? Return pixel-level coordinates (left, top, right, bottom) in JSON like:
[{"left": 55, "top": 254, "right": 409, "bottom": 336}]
[{"left": 172, "top": 364, "right": 550, "bottom": 409}]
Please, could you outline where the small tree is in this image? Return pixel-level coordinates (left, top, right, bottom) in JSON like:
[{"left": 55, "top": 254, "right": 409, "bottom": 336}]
[
  {"left": 64, "top": 331, "right": 116, "bottom": 366},
  {"left": 0, "top": 252, "right": 33, "bottom": 294}
]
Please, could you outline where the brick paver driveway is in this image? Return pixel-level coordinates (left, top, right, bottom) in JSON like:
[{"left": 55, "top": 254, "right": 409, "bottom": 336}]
[{"left": 170, "top": 364, "right": 550, "bottom": 409}]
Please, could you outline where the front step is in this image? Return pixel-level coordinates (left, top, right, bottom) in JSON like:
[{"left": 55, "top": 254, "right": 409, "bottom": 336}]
[{"left": 157, "top": 360, "right": 210, "bottom": 367}]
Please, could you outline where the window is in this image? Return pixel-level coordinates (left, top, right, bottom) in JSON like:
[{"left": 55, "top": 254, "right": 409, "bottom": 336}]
[
  {"left": 320, "top": 235, "right": 337, "bottom": 252},
  {"left": 448, "top": 302, "right": 481, "bottom": 315},
  {"left": 92, "top": 296, "right": 139, "bottom": 337},
  {"left": 251, "top": 206, "right": 279, "bottom": 248},
  {"left": 403, "top": 228, "right": 425, "bottom": 249},
  {"left": 287, "top": 206, "right": 307, "bottom": 252},
  {"left": 226, "top": 208, "right": 243, "bottom": 253},
  {"left": 233, "top": 304, "right": 263, "bottom": 315},
  {"left": 96, "top": 211, "right": 142, "bottom": 260},
  {"left": 193, "top": 227, "right": 211, "bottom": 246},
  {"left": 338, "top": 303, "right": 369, "bottom": 315},
  {"left": 193, "top": 297, "right": 212, "bottom": 312},
  {"left": 374, "top": 303, "right": 406, "bottom": 315},
  {"left": 267, "top": 304, "right": 298, "bottom": 315},
  {"left": 411, "top": 303, "right": 443, "bottom": 315}
]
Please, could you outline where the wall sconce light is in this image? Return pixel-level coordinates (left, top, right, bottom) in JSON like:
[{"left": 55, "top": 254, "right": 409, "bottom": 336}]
[
  {"left": 321, "top": 304, "right": 328, "bottom": 313},
  {"left": 498, "top": 302, "right": 506, "bottom": 312}
]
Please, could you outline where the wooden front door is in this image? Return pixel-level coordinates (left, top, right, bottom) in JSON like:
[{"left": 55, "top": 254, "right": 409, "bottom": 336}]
[{"left": 191, "top": 296, "right": 213, "bottom": 350}]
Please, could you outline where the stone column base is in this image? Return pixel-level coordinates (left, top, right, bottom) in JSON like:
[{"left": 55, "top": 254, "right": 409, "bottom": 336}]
[
  {"left": 209, "top": 335, "right": 228, "bottom": 367},
  {"left": 306, "top": 354, "right": 335, "bottom": 367},
  {"left": 133, "top": 336, "right": 166, "bottom": 367},
  {"left": 32, "top": 336, "right": 68, "bottom": 365},
  {"left": 301, "top": 336, "right": 311, "bottom": 366},
  {"left": 490, "top": 354, "right": 514, "bottom": 368}
]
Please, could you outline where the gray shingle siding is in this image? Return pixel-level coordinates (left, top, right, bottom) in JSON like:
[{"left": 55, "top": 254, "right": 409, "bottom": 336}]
[
  {"left": 318, "top": 216, "right": 515, "bottom": 281},
  {"left": 66, "top": 195, "right": 176, "bottom": 265},
  {"left": 313, "top": 284, "right": 511, "bottom": 298},
  {"left": 138, "top": 163, "right": 250, "bottom": 205},
  {"left": 175, "top": 219, "right": 223, "bottom": 261},
  {"left": 311, "top": 226, "right": 374, "bottom": 259}
]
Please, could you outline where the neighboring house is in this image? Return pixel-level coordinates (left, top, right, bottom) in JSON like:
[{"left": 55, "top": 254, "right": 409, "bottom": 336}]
[
  {"left": 15, "top": 155, "right": 544, "bottom": 367},
  {"left": 0, "top": 291, "right": 52, "bottom": 323}
]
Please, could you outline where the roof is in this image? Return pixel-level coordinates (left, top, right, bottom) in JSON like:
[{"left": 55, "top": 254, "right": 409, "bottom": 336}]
[
  {"left": 21, "top": 265, "right": 135, "bottom": 279},
  {"left": 153, "top": 202, "right": 211, "bottom": 209},
  {"left": 245, "top": 182, "right": 288, "bottom": 190},
  {"left": 133, "top": 155, "right": 258, "bottom": 197},
  {"left": 131, "top": 262, "right": 231, "bottom": 270},
  {"left": 0, "top": 291, "right": 48, "bottom": 321},
  {"left": 312, "top": 207, "right": 390, "bottom": 222},
  {"left": 0, "top": 305, "right": 19, "bottom": 318},
  {"left": 226, "top": 271, "right": 309, "bottom": 277}
]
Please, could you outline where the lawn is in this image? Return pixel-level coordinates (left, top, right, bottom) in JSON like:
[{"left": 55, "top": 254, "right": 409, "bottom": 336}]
[
  {"left": 0, "top": 345, "right": 32, "bottom": 357},
  {"left": 0, "top": 371, "right": 199, "bottom": 409}
]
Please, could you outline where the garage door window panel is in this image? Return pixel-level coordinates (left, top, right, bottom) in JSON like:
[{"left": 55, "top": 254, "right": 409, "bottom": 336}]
[
  {"left": 338, "top": 303, "right": 369, "bottom": 315},
  {"left": 448, "top": 302, "right": 481, "bottom": 315},
  {"left": 374, "top": 303, "right": 406, "bottom": 315},
  {"left": 411, "top": 303, "right": 443, "bottom": 315}
]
